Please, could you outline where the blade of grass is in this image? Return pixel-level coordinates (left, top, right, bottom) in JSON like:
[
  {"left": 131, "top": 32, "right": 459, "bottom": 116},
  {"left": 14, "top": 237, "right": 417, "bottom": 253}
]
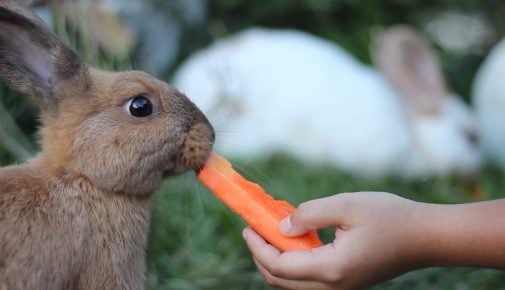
[{"left": 0, "top": 100, "right": 35, "bottom": 162}]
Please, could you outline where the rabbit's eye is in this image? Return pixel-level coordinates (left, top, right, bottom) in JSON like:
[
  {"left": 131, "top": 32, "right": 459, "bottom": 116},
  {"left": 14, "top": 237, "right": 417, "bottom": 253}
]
[{"left": 128, "top": 95, "right": 153, "bottom": 118}]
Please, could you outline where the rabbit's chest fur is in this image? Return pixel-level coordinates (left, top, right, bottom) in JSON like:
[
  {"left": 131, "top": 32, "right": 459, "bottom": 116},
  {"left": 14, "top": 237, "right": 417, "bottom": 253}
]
[{"left": 0, "top": 164, "right": 152, "bottom": 290}]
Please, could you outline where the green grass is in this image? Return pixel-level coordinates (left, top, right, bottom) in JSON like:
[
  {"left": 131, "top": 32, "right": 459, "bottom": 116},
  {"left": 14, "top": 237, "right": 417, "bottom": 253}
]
[{"left": 146, "top": 154, "right": 505, "bottom": 290}]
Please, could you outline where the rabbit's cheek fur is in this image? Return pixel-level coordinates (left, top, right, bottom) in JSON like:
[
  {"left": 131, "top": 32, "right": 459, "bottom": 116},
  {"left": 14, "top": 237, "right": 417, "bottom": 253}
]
[
  {"left": 71, "top": 112, "right": 178, "bottom": 196},
  {"left": 69, "top": 90, "right": 214, "bottom": 196}
]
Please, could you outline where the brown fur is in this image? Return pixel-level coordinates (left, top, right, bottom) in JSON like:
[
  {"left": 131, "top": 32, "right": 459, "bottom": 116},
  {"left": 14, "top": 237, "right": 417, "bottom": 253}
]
[{"left": 0, "top": 1, "right": 214, "bottom": 289}]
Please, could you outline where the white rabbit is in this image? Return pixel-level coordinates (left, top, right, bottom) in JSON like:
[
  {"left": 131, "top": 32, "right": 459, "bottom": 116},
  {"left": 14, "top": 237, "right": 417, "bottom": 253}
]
[
  {"left": 174, "top": 26, "right": 480, "bottom": 178},
  {"left": 472, "top": 38, "right": 505, "bottom": 170}
]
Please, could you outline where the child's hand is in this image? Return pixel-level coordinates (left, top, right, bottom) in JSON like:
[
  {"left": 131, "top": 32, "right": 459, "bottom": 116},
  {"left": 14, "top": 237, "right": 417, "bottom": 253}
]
[
  {"left": 244, "top": 191, "right": 505, "bottom": 289},
  {"left": 243, "top": 192, "right": 422, "bottom": 290}
]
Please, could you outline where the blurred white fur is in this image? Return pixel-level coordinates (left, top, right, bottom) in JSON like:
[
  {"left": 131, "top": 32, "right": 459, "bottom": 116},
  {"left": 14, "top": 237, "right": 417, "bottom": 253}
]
[
  {"left": 174, "top": 27, "right": 481, "bottom": 178},
  {"left": 473, "top": 38, "right": 505, "bottom": 170}
]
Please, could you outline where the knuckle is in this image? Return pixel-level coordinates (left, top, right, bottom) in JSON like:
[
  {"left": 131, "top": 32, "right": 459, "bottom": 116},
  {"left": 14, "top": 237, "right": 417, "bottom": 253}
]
[
  {"left": 256, "top": 260, "right": 284, "bottom": 287},
  {"left": 334, "top": 193, "right": 356, "bottom": 215},
  {"left": 267, "top": 261, "right": 283, "bottom": 277},
  {"left": 263, "top": 272, "right": 280, "bottom": 287},
  {"left": 294, "top": 202, "right": 313, "bottom": 223},
  {"left": 321, "top": 269, "right": 344, "bottom": 284}
]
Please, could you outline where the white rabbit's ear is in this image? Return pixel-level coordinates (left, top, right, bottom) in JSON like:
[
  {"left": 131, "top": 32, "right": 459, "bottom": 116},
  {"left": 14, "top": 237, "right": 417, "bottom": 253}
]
[
  {"left": 371, "top": 25, "right": 447, "bottom": 115},
  {"left": 0, "top": 0, "right": 86, "bottom": 112}
]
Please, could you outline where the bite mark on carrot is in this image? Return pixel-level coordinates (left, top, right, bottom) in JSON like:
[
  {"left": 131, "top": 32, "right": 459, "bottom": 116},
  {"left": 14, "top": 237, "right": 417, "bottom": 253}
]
[{"left": 197, "top": 152, "right": 323, "bottom": 252}]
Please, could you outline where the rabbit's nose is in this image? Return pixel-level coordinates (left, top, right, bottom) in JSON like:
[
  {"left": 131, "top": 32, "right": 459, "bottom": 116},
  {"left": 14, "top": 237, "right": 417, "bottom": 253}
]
[
  {"left": 187, "top": 106, "right": 215, "bottom": 143},
  {"left": 201, "top": 116, "right": 215, "bottom": 143},
  {"left": 210, "top": 130, "right": 216, "bottom": 143},
  {"left": 176, "top": 119, "right": 215, "bottom": 172}
]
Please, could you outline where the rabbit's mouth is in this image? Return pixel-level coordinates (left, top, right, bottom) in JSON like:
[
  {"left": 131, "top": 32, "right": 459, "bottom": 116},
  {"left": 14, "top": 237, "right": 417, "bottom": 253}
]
[{"left": 164, "top": 122, "right": 215, "bottom": 177}]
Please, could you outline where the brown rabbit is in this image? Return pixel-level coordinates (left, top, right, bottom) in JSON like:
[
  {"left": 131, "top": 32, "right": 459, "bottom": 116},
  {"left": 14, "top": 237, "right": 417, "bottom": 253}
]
[{"left": 0, "top": 1, "right": 214, "bottom": 289}]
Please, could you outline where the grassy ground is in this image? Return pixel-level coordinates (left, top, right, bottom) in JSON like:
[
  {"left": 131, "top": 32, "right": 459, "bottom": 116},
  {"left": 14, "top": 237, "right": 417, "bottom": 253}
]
[{"left": 146, "top": 154, "right": 505, "bottom": 290}]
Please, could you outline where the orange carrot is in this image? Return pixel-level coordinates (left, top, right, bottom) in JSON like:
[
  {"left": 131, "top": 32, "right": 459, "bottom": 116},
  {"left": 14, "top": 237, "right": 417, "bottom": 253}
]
[{"left": 197, "top": 152, "right": 323, "bottom": 252}]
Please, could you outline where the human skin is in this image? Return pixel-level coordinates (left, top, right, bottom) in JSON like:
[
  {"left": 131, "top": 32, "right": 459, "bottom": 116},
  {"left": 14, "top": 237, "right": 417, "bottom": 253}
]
[{"left": 243, "top": 192, "right": 505, "bottom": 290}]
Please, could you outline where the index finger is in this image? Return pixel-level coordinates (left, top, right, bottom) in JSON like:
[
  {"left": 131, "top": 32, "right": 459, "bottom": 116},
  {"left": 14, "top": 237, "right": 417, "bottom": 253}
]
[{"left": 283, "top": 193, "right": 355, "bottom": 237}]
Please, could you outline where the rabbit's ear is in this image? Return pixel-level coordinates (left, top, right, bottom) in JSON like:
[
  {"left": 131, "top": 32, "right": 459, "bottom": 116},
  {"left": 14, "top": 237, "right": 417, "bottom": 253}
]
[
  {"left": 371, "top": 25, "right": 447, "bottom": 115},
  {"left": 0, "top": 1, "right": 86, "bottom": 112}
]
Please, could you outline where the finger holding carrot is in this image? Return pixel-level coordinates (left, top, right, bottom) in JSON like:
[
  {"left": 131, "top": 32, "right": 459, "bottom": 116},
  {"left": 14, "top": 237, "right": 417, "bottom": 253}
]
[
  {"left": 244, "top": 192, "right": 505, "bottom": 290},
  {"left": 244, "top": 192, "right": 419, "bottom": 289}
]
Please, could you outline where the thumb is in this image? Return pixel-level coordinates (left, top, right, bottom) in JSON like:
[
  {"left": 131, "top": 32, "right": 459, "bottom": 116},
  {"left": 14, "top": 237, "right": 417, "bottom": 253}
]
[{"left": 280, "top": 194, "right": 350, "bottom": 237}]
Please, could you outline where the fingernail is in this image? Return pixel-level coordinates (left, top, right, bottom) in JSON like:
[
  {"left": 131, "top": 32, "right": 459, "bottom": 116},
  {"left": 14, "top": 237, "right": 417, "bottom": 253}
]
[
  {"left": 242, "top": 229, "right": 248, "bottom": 241},
  {"left": 279, "top": 216, "right": 293, "bottom": 235}
]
